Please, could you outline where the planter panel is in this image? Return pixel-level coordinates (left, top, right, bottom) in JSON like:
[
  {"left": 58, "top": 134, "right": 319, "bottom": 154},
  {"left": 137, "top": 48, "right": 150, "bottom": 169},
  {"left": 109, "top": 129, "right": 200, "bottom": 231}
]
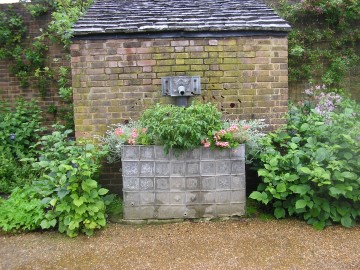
[{"left": 122, "top": 145, "right": 246, "bottom": 220}]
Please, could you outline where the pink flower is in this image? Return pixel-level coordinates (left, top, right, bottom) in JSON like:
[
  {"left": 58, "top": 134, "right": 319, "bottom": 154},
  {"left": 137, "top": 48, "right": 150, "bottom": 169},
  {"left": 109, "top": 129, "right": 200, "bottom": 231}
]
[
  {"left": 131, "top": 128, "right": 138, "bottom": 139},
  {"left": 227, "top": 124, "right": 239, "bottom": 132},
  {"left": 128, "top": 138, "right": 136, "bottom": 145},
  {"left": 204, "top": 142, "right": 211, "bottom": 148},
  {"left": 114, "top": 128, "right": 123, "bottom": 136},
  {"left": 243, "top": 125, "right": 250, "bottom": 130}
]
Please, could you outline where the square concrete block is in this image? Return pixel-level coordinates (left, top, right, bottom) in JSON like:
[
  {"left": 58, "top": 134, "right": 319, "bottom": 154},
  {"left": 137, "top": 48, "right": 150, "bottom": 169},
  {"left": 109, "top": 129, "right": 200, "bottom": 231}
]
[
  {"left": 184, "top": 148, "right": 200, "bottom": 160},
  {"left": 156, "top": 192, "right": 170, "bottom": 204},
  {"left": 171, "top": 162, "right": 185, "bottom": 176},
  {"left": 216, "top": 175, "right": 231, "bottom": 190},
  {"left": 231, "top": 190, "right": 246, "bottom": 203},
  {"left": 216, "top": 191, "right": 231, "bottom": 204},
  {"left": 200, "top": 161, "right": 216, "bottom": 175},
  {"left": 140, "top": 192, "right": 156, "bottom": 205},
  {"left": 122, "top": 162, "right": 139, "bottom": 176},
  {"left": 230, "top": 145, "right": 245, "bottom": 159},
  {"left": 186, "top": 162, "right": 200, "bottom": 175},
  {"left": 139, "top": 177, "right": 154, "bottom": 190},
  {"left": 140, "top": 161, "right": 154, "bottom": 176},
  {"left": 215, "top": 204, "right": 234, "bottom": 216},
  {"left": 201, "top": 176, "right": 216, "bottom": 190},
  {"left": 231, "top": 175, "right": 245, "bottom": 189},
  {"left": 157, "top": 205, "right": 186, "bottom": 219},
  {"left": 226, "top": 203, "right": 246, "bottom": 216},
  {"left": 202, "top": 191, "right": 216, "bottom": 203},
  {"left": 140, "top": 146, "right": 155, "bottom": 160},
  {"left": 155, "top": 177, "right": 170, "bottom": 190},
  {"left": 186, "top": 177, "right": 200, "bottom": 190},
  {"left": 170, "top": 192, "right": 186, "bottom": 204},
  {"left": 155, "top": 162, "right": 170, "bottom": 176},
  {"left": 123, "top": 177, "right": 139, "bottom": 191},
  {"left": 170, "top": 177, "right": 185, "bottom": 190},
  {"left": 123, "top": 206, "right": 155, "bottom": 220},
  {"left": 200, "top": 147, "right": 213, "bottom": 160},
  {"left": 185, "top": 191, "right": 201, "bottom": 204},
  {"left": 154, "top": 146, "right": 170, "bottom": 159},
  {"left": 123, "top": 192, "right": 139, "bottom": 207},
  {"left": 231, "top": 160, "right": 245, "bottom": 174},
  {"left": 122, "top": 146, "right": 140, "bottom": 160},
  {"left": 216, "top": 160, "right": 231, "bottom": 175},
  {"left": 213, "top": 149, "right": 230, "bottom": 159}
]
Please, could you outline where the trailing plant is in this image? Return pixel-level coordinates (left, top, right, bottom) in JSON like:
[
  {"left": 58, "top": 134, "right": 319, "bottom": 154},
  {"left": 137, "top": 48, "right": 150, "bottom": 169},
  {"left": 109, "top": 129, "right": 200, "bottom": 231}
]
[
  {"left": 250, "top": 89, "right": 360, "bottom": 229},
  {"left": 276, "top": 0, "right": 360, "bottom": 87}
]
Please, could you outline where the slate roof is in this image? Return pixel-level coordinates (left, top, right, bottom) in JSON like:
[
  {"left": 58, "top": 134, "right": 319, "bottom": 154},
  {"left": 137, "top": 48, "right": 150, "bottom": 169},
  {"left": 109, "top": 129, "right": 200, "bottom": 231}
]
[{"left": 72, "top": 0, "right": 291, "bottom": 37}]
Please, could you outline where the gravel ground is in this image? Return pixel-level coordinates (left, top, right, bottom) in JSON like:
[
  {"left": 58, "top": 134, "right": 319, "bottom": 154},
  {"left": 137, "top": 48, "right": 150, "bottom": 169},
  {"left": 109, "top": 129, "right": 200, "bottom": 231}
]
[{"left": 1, "top": 219, "right": 359, "bottom": 270}]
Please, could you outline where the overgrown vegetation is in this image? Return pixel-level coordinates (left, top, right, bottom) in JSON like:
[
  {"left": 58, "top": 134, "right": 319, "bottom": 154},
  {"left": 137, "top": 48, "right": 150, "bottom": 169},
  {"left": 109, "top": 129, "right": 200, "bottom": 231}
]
[
  {"left": 0, "top": 100, "right": 116, "bottom": 237},
  {"left": 250, "top": 87, "right": 360, "bottom": 229},
  {"left": 0, "top": 126, "right": 111, "bottom": 237},
  {"left": 276, "top": 0, "right": 360, "bottom": 86},
  {"left": 0, "top": 0, "right": 93, "bottom": 129},
  {"left": 0, "top": 99, "right": 44, "bottom": 193}
]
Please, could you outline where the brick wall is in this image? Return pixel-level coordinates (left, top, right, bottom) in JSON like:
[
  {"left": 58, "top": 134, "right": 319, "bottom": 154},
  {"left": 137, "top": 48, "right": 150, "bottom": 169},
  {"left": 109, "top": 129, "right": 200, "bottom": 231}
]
[
  {"left": 71, "top": 36, "right": 289, "bottom": 139},
  {"left": 71, "top": 35, "right": 289, "bottom": 195},
  {"left": 0, "top": 3, "right": 68, "bottom": 126}
]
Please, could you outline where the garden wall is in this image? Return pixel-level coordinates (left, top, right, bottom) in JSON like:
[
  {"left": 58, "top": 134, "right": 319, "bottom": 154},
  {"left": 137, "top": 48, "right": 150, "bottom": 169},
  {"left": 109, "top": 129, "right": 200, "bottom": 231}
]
[
  {"left": 0, "top": 3, "right": 68, "bottom": 126},
  {"left": 71, "top": 35, "right": 289, "bottom": 139}
]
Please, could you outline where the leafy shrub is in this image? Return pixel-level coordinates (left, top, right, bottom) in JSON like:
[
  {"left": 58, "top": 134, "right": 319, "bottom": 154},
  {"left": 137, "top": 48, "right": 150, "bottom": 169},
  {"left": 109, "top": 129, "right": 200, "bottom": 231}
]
[
  {"left": 0, "top": 99, "right": 44, "bottom": 158},
  {"left": 0, "top": 185, "right": 46, "bottom": 232},
  {"left": 0, "top": 127, "right": 109, "bottom": 237},
  {"left": 250, "top": 90, "right": 360, "bottom": 229},
  {"left": 0, "top": 150, "right": 38, "bottom": 194},
  {"left": 277, "top": 0, "right": 360, "bottom": 86},
  {"left": 140, "top": 102, "right": 222, "bottom": 153}
]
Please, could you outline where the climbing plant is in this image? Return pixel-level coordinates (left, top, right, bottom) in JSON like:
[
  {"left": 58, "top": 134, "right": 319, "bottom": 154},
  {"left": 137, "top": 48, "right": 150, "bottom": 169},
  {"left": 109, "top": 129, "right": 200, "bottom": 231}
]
[
  {"left": 0, "top": 0, "right": 93, "bottom": 129},
  {"left": 276, "top": 0, "right": 360, "bottom": 87}
]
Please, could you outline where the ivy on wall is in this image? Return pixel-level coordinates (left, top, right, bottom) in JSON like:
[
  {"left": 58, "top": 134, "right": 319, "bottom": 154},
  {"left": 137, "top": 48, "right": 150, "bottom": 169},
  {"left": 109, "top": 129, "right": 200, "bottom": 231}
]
[
  {"left": 0, "top": 0, "right": 93, "bottom": 129},
  {"left": 276, "top": 0, "right": 360, "bottom": 87}
]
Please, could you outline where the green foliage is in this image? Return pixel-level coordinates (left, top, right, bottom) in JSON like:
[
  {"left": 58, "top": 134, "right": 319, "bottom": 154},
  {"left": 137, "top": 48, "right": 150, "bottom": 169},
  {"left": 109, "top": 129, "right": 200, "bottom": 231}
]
[
  {"left": 0, "top": 99, "right": 44, "bottom": 158},
  {"left": 0, "top": 150, "right": 37, "bottom": 194},
  {"left": 28, "top": 127, "right": 109, "bottom": 237},
  {"left": 0, "top": 186, "right": 46, "bottom": 232},
  {"left": 277, "top": 0, "right": 360, "bottom": 87},
  {"left": 47, "top": 0, "right": 93, "bottom": 48},
  {"left": 140, "top": 102, "right": 222, "bottom": 154},
  {"left": 1, "top": 0, "right": 92, "bottom": 129},
  {"left": 0, "top": 127, "right": 109, "bottom": 237},
  {"left": 250, "top": 93, "right": 360, "bottom": 229}
]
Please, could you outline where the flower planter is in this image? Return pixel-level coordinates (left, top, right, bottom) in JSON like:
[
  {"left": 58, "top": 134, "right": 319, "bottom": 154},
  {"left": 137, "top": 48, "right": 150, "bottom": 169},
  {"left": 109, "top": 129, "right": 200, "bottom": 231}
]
[{"left": 121, "top": 145, "right": 246, "bottom": 220}]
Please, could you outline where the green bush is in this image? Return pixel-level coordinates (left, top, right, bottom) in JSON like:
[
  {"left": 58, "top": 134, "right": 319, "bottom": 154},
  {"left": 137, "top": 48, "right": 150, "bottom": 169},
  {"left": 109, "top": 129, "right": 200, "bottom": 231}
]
[
  {"left": 140, "top": 102, "right": 222, "bottom": 154},
  {"left": 0, "top": 185, "right": 46, "bottom": 232},
  {"left": 0, "top": 99, "right": 44, "bottom": 158},
  {"left": 0, "top": 127, "right": 109, "bottom": 237},
  {"left": 0, "top": 150, "right": 37, "bottom": 194},
  {"left": 250, "top": 90, "right": 360, "bottom": 229},
  {"left": 0, "top": 99, "right": 43, "bottom": 193}
]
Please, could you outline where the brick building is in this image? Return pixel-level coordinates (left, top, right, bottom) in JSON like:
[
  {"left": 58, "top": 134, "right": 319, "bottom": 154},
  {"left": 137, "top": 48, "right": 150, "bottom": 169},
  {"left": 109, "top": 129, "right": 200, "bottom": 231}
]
[
  {"left": 71, "top": 0, "right": 291, "bottom": 139},
  {"left": 71, "top": 0, "right": 291, "bottom": 194}
]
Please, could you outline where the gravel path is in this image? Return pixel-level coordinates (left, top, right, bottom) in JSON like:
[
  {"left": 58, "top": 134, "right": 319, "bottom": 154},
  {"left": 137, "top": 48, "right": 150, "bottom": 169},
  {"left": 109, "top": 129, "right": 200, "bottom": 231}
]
[{"left": 1, "top": 219, "right": 359, "bottom": 270}]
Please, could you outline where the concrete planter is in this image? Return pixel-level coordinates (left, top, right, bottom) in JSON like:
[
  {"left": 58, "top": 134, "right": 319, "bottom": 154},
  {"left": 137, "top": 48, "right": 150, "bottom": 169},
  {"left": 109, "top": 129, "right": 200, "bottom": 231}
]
[{"left": 121, "top": 145, "right": 246, "bottom": 220}]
